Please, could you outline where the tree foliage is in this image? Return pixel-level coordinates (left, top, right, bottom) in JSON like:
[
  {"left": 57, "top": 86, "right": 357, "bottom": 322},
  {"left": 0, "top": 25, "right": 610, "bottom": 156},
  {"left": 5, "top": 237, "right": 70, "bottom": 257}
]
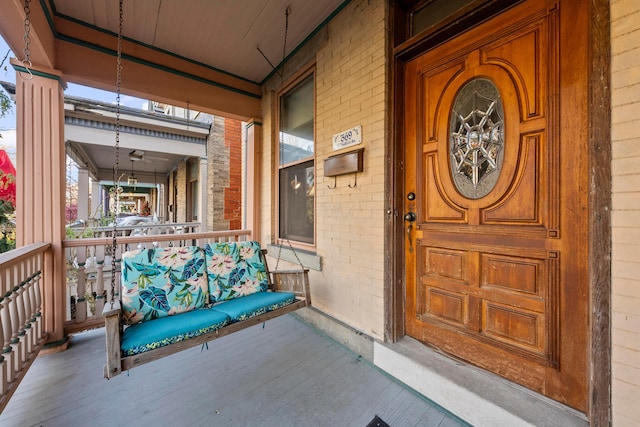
[
  {"left": 0, "top": 49, "right": 13, "bottom": 120},
  {"left": 0, "top": 91, "right": 10, "bottom": 119},
  {"left": 0, "top": 51, "right": 16, "bottom": 251}
]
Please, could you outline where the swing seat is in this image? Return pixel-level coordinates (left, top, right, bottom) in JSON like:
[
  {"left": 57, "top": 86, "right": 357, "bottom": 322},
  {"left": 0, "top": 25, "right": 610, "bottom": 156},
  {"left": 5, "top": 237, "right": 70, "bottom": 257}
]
[{"left": 103, "top": 241, "right": 310, "bottom": 378}]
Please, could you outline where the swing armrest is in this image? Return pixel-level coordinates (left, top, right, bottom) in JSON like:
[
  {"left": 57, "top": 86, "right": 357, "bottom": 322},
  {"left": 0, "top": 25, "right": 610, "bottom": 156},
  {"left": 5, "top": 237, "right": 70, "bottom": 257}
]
[
  {"left": 271, "top": 269, "right": 311, "bottom": 306},
  {"left": 102, "top": 299, "right": 121, "bottom": 318},
  {"left": 103, "top": 300, "right": 123, "bottom": 379}
]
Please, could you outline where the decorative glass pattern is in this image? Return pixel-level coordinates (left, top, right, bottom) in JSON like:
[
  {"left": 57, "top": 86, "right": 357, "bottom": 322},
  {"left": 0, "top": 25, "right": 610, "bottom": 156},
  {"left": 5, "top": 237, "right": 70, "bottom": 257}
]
[{"left": 450, "top": 78, "right": 504, "bottom": 199}]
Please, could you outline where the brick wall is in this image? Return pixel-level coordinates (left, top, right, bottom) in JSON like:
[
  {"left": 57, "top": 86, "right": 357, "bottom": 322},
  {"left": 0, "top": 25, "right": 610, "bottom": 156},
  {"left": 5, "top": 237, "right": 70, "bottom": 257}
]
[
  {"left": 260, "top": 0, "right": 388, "bottom": 339},
  {"left": 611, "top": 0, "right": 640, "bottom": 425},
  {"left": 176, "top": 160, "right": 187, "bottom": 223},
  {"left": 206, "top": 116, "right": 243, "bottom": 230},
  {"left": 225, "top": 117, "right": 242, "bottom": 230}
]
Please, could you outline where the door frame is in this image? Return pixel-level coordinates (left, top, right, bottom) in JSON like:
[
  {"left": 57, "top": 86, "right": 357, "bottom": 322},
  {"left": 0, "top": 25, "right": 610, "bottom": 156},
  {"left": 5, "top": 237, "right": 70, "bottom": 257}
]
[{"left": 384, "top": 0, "right": 611, "bottom": 422}]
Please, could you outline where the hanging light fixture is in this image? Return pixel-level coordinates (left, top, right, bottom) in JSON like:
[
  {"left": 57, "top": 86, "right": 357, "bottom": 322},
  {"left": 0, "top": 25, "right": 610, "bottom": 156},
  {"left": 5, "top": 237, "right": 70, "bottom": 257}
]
[
  {"left": 290, "top": 174, "right": 301, "bottom": 191},
  {"left": 128, "top": 160, "right": 137, "bottom": 186}
]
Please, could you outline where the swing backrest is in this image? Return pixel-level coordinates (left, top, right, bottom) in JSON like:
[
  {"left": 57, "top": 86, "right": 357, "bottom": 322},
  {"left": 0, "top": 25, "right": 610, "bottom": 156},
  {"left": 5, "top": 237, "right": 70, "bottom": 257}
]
[
  {"left": 203, "top": 241, "right": 269, "bottom": 303},
  {"left": 120, "top": 246, "right": 208, "bottom": 325}
]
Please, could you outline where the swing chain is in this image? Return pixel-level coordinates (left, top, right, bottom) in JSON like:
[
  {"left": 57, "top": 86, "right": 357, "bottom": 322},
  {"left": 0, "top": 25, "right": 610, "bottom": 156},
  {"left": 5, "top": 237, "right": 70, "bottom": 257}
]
[
  {"left": 275, "top": 7, "right": 292, "bottom": 273},
  {"left": 20, "top": 0, "right": 33, "bottom": 79},
  {"left": 110, "top": 0, "right": 124, "bottom": 307}
]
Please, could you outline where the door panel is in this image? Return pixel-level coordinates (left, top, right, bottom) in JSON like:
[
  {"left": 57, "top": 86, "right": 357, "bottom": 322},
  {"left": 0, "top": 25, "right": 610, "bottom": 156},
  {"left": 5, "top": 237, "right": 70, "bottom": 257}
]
[{"left": 404, "top": 0, "right": 587, "bottom": 411}]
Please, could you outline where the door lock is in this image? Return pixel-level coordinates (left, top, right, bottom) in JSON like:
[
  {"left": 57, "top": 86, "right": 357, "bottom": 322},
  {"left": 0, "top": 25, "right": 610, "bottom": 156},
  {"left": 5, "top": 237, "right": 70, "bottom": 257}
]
[
  {"left": 404, "top": 211, "right": 416, "bottom": 253},
  {"left": 404, "top": 211, "right": 416, "bottom": 222}
]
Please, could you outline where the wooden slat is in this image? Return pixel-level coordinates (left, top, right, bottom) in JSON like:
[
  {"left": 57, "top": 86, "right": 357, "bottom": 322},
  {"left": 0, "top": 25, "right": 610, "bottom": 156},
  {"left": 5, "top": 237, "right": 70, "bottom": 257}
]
[
  {"left": 103, "top": 301, "right": 122, "bottom": 379},
  {"left": 0, "top": 315, "right": 468, "bottom": 426}
]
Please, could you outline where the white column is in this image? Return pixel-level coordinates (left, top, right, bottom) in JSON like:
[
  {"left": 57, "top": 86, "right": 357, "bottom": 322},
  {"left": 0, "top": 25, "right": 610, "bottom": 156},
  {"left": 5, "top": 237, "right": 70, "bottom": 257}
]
[
  {"left": 77, "top": 168, "right": 89, "bottom": 222},
  {"left": 245, "top": 120, "right": 262, "bottom": 240},
  {"left": 199, "top": 157, "right": 208, "bottom": 232},
  {"left": 91, "top": 180, "right": 101, "bottom": 221}
]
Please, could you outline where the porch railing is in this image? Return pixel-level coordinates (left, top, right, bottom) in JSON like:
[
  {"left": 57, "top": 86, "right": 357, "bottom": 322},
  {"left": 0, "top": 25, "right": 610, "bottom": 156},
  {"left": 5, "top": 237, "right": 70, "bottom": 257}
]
[
  {"left": 0, "top": 242, "right": 50, "bottom": 413},
  {"left": 66, "top": 221, "right": 201, "bottom": 239},
  {"left": 62, "top": 230, "right": 252, "bottom": 335}
]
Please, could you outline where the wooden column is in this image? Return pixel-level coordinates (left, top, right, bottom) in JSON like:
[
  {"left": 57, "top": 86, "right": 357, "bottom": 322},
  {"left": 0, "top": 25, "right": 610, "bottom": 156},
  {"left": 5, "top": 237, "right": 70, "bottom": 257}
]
[
  {"left": 245, "top": 120, "right": 262, "bottom": 241},
  {"left": 12, "top": 60, "right": 67, "bottom": 346}
]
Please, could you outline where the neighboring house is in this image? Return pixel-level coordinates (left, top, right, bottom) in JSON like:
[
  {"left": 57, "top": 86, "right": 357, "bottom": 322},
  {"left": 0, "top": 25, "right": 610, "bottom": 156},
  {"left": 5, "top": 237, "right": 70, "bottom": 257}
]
[
  {"left": 151, "top": 102, "right": 245, "bottom": 230},
  {"left": 1, "top": 81, "right": 243, "bottom": 230},
  {"left": 0, "top": 0, "right": 637, "bottom": 425}
]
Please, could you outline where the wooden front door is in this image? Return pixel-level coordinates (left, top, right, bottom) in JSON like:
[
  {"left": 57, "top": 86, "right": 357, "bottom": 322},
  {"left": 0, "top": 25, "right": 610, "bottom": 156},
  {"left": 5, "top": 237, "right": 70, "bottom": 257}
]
[{"left": 403, "top": 0, "right": 588, "bottom": 411}]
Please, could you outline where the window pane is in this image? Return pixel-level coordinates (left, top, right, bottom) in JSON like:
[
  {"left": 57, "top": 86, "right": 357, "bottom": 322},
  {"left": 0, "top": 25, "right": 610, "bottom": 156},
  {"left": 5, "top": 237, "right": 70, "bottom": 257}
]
[
  {"left": 411, "top": 0, "right": 474, "bottom": 36},
  {"left": 190, "top": 180, "right": 198, "bottom": 220},
  {"left": 188, "top": 159, "right": 198, "bottom": 181},
  {"left": 449, "top": 78, "right": 504, "bottom": 199},
  {"left": 280, "top": 74, "right": 314, "bottom": 165},
  {"left": 279, "top": 162, "right": 314, "bottom": 243}
]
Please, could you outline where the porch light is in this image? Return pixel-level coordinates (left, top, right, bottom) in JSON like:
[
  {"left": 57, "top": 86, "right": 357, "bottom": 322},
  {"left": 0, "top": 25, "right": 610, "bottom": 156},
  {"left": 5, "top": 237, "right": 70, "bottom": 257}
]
[
  {"left": 128, "top": 160, "right": 138, "bottom": 186},
  {"left": 290, "top": 175, "right": 301, "bottom": 191}
]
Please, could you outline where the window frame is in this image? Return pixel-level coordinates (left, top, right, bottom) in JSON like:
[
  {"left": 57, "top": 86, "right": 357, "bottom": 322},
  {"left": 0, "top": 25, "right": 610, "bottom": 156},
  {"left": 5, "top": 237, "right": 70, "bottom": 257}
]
[
  {"left": 186, "top": 157, "right": 199, "bottom": 222},
  {"left": 276, "top": 66, "right": 316, "bottom": 249}
]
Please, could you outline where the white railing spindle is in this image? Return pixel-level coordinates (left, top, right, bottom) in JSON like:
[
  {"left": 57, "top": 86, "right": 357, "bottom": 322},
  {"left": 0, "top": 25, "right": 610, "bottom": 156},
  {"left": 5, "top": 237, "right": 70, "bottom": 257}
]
[{"left": 0, "top": 242, "right": 50, "bottom": 413}]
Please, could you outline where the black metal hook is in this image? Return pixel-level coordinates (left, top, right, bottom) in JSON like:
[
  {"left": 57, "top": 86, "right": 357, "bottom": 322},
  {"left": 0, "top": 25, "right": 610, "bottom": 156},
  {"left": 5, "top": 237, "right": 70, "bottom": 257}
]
[
  {"left": 327, "top": 176, "right": 337, "bottom": 189},
  {"left": 348, "top": 173, "right": 358, "bottom": 188}
]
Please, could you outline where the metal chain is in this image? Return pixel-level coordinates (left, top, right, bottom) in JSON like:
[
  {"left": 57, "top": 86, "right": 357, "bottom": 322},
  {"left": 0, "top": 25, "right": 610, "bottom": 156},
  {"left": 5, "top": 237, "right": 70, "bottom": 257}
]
[
  {"left": 110, "top": 0, "right": 124, "bottom": 307},
  {"left": 20, "top": 0, "right": 33, "bottom": 79},
  {"left": 275, "top": 7, "right": 305, "bottom": 272},
  {"left": 186, "top": 100, "right": 190, "bottom": 129}
]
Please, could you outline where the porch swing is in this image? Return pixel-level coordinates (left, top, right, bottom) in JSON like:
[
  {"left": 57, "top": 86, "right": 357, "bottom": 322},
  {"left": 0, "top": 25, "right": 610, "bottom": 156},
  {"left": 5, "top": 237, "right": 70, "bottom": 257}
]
[{"left": 102, "top": 1, "right": 310, "bottom": 379}]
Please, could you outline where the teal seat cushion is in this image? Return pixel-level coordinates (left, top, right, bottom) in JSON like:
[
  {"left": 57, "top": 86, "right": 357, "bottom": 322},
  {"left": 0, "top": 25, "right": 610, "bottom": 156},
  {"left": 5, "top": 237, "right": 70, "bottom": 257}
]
[
  {"left": 121, "top": 246, "right": 208, "bottom": 325},
  {"left": 211, "top": 291, "right": 296, "bottom": 322},
  {"left": 121, "top": 308, "right": 230, "bottom": 356},
  {"left": 204, "top": 241, "right": 269, "bottom": 303}
]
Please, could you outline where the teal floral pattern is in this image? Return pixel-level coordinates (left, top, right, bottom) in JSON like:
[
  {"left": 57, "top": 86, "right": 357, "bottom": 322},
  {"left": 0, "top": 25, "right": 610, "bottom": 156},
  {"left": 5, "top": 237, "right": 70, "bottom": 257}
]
[
  {"left": 229, "top": 297, "right": 295, "bottom": 322},
  {"left": 204, "top": 241, "right": 269, "bottom": 302},
  {"left": 121, "top": 319, "right": 228, "bottom": 356},
  {"left": 121, "top": 246, "right": 208, "bottom": 325}
]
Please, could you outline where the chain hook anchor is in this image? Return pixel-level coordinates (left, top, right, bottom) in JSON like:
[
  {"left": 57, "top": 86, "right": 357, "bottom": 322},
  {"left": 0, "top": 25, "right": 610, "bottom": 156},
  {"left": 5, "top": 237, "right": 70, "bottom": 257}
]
[
  {"left": 19, "top": 0, "right": 34, "bottom": 80},
  {"left": 110, "top": 0, "right": 124, "bottom": 309}
]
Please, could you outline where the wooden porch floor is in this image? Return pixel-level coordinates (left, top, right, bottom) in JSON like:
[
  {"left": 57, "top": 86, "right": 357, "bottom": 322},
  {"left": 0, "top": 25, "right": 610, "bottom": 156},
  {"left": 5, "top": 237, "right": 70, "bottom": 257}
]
[{"left": 0, "top": 314, "right": 467, "bottom": 427}]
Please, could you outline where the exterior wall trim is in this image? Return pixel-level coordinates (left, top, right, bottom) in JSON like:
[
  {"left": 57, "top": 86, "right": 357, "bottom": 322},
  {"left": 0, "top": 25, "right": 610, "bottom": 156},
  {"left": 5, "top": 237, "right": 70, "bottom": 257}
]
[
  {"left": 588, "top": 0, "right": 612, "bottom": 424},
  {"left": 11, "top": 64, "right": 63, "bottom": 82}
]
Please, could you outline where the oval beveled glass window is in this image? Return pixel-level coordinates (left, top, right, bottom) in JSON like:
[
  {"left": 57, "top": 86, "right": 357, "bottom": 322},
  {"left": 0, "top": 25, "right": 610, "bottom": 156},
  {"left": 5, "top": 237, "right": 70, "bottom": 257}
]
[{"left": 450, "top": 78, "right": 504, "bottom": 199}]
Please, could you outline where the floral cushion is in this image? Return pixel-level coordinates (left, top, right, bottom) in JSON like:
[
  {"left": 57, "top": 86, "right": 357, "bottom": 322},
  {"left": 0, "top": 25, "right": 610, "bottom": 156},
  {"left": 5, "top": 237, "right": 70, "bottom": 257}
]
[
  {"left": 204, "top": 241, "right": 269, "bottom": 303},
  {"left": 121, "top": 246, "right": 208, "bottom": 325}
]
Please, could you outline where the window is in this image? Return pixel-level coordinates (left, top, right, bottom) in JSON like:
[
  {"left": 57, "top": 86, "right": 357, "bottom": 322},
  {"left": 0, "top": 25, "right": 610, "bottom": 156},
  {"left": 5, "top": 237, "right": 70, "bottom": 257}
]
[
  {"left": 278, "top": 72, "right": 315, "bottom": 244},
  {"left": 449, "top": 78, "right": 504, "bottom": 199},
  {"left": 411, "top": 0, "right": 475, "bottom": 36}
]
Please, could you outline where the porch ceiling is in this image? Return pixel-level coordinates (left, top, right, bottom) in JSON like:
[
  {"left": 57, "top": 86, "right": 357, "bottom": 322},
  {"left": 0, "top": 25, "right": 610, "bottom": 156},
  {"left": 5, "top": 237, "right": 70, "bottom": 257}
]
[
  {"left": 0, "top": 0, "right": 347, "bottom": 183},
  {"left": 52, "top": 0, "right": 344, "bottom": 84},
  {"left": 0, "top": 0, "right": 347, "bottom": 119}
]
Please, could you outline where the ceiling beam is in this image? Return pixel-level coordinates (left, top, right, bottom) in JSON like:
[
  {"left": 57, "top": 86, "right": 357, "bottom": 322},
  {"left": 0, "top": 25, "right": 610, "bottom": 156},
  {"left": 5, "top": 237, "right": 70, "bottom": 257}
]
[
  {"left": 52, "top": 15, "right": 263, "bottom": 121},
  {"left": 0, "top": 0, "right": 56, "bottom": 70},
  {"left": 2, "top": 0, "right": 263, "bottom": 121},
  {"left": 55, "top": 38, "right": 262, "bottom": 121}
]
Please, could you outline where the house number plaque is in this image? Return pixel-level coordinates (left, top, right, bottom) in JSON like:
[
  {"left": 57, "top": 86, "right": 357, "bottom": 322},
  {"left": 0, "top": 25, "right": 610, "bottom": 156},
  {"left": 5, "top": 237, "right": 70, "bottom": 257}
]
[{"left": 332, "top": 125, "right": 362, "bottom": 151}]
